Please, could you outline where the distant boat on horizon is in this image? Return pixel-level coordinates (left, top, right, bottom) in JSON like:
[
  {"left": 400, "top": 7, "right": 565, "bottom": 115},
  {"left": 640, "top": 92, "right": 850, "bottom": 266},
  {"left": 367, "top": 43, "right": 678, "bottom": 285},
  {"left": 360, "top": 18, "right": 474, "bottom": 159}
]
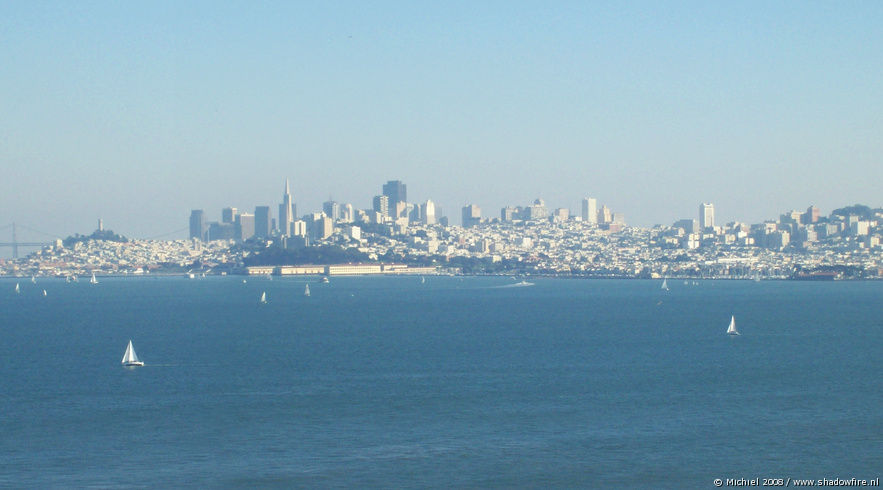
[
  {"left": 121, "top": 340, "right": 144, "bottom": 367},
  {"left": 304, "top": 284, "right": 310, "bottom": 297},
  {"left": 260, "top": 291, "right": 268, "bottom": 304},
  {"left": 90, "top": 273, "right": 98, "bottom": 285},
  {"left": 31, "top": 276, "right": 36, "bottom": 284},
  {"left": 15, "top": 283, "right": 20, "bottom": 294},
  {"left": 727, "top": 315, "right": 740, "bottom": 336},
  {"left": 661, "top": 278, "right": 669, "bottom": 291},
  {"left": 42, "top": 289, "right": 47, "bottom": 297}
]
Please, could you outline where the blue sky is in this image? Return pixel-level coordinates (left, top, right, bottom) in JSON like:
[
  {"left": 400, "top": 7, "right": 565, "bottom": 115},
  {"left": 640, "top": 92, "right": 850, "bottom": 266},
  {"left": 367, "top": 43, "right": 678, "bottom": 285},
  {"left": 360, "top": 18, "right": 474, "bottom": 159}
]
[{"left": 1, "top": 1, "right": 881, "bottom": 244}]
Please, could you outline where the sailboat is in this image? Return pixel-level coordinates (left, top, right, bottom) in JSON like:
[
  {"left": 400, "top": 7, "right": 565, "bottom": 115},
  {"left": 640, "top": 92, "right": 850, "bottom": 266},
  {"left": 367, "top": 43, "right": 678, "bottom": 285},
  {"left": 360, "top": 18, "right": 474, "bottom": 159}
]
[
  {"left": 31, "top": 276, "right": 36, "bottom": 284},
  {"left": 42, "top": 289, "right": 47, "bottom": 297},
  {"left": 661, "top": 278, "right": 669, "bottom": 291},
  {"left": 90, "top": 273, "right": 98, "bottom": 284},
  {"left": 421, "top": 276, "right": 425, "bottom": 284},
  {"left": 726, "top": 315, "right": 740, "bottom": 336},
  {"left": 259, "top": 291, "right": 268, "bottom": 304},
  {"left": 121, "top": 340, "right": 144, "bottom": 367},
  {"left": 304, "top": 284, "right": 311, "bottom": 297},
  {"left": 15, "top": 283, "right": 20, "bottom": 294}
]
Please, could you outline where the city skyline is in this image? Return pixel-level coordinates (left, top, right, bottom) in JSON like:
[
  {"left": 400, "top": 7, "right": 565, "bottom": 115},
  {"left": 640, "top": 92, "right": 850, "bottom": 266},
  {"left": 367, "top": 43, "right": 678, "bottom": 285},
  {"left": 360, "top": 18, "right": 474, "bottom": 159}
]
[
  {"left": 2, "top": 2, "right": 882, "bottom": 242},
  {"left": 0, "top": 174, "right": 876, "bottom": 246}
]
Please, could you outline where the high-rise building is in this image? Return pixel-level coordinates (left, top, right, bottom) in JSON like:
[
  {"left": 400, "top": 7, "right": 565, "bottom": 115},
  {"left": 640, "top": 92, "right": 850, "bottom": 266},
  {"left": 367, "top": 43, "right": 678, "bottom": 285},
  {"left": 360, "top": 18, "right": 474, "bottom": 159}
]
[
  {"left": 189, "top": 210, "right": 206, "bottom": 240},
  {"left": 408, "top": 203, "right": 421, "bottom": 223},
  {"left": 278, "top": 179, "right": 294, "bottom": 236},
  {"left": 599, "top": 205, "right": 612, "bottom": 224},
  {"left": 462, "top": 204, "right": 481, "bottom": 228},
  {"left": 208, "top": 222, "right": 236, "bottom": 241},
  {"left": 674, "top": 219, "right": 698, "bottom": 234},
  {"left": 235, "top": 213, "right": 254, "bottom": 241},
  {"left": 372, "top": 195, "right": 389, "bottom": 219},
  {"left": 292, "top": 220, "right": 307, "bottom": 237},
  {"left": 308, "top": 214, "right": 333, "bottom": 241},
  {"left": 341, "top": 203, "right": 354, "bottom": 223},
  {"left": 222, "top": 207, "right": 239, "bottom": 224},
  {"left": 323, "top": 200, "right": 340, "bottom": 221},
  {"left": 581, "top": 198, "right": 597, "bottom": 223},
  {"left": 421, "top": 200, "right": 436, "bottom": 225},
  {"left": 254, "top": 206, "right": 272, "bottom": 238},
  {"left": 700, "top": 203, "right": 715, "bottom": 230},
  {"left": 528, "top": 199, "right": 547, "bottom": 220},
  {"left": 382, "top": 180, "right": 406, "bottom": 211},
  {"left": 803, "top": 205, "right": 820, "bottom": 224}
]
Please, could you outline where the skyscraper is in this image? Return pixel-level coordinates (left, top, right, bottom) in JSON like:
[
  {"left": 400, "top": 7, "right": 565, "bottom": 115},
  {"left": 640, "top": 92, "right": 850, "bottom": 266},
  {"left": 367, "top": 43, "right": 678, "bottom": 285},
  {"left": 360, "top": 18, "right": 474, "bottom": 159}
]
[
  {"left": 581, "top": 198, "right": 597, "bottom": 224},
  {"left": 189, "top": 210, "right": 205, "bottom": 240},
  {"left": 382, "top": 180, "right": 406, "bottom": 213},
  {"left": 462, "top": 204, "right": 481, "bottom": 228},
  {"left": 323, "top": 200, "right": 340, "bottom": 221},
  {"left": 803, "top": 205, "right": 820, "bottom": 224},
  {"left": 254, "top": 206, "right": 272, "bottom": 238},
  {"left": 700, "top": 203, "right": 715, "bottom": 230},
  {"left": 372, "top": 195, "right": 389, "bottom": 219},
  {"left": 341, "top": 203, "right": 354, "bottom": 223},
  {"left": 278, "top": 179, "right": 294, "bottom": 236},
  {"left": 421, "top": 200, "right": 436, "bottom": 225},
  {"left": 599, "top": 205, "right": 612, "bottom": 224},
  {"left": 222, "top": 207, "right": 239, "bottom": 224},
  {"left": 235, "top": 213, "right": 254, "bottom": 241}
]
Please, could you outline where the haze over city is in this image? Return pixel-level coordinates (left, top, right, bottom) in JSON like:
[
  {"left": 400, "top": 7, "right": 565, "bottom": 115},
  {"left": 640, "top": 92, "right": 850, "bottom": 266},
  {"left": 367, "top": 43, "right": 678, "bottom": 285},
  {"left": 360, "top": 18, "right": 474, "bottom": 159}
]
[{"left": 2, "top": 2, "right": 881, "bottom": 242}]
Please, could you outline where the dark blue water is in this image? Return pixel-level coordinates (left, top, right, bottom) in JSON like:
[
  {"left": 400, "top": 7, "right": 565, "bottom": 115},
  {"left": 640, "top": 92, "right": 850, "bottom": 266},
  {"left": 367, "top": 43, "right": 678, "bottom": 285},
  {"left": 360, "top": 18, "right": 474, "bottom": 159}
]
[{"left": 1, "top": 276, "right": 881, "bottom": 487}]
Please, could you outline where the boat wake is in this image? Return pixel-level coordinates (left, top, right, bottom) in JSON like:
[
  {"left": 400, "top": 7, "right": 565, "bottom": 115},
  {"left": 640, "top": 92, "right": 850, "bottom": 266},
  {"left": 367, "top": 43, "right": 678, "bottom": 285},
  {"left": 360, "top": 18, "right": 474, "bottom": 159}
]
[{"left": 495, "top": 281, "right": 535, "bottom": 288}]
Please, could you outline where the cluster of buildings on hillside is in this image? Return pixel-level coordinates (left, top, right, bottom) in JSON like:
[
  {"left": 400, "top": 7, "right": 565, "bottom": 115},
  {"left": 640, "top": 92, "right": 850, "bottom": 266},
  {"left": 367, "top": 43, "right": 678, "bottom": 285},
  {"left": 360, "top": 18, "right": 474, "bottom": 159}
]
[
  {"left": 3, "top": 178, "right": 881, "bottom": 279},
  {"left": 2, "top": 238, "right": 235, "bottom": 277}
]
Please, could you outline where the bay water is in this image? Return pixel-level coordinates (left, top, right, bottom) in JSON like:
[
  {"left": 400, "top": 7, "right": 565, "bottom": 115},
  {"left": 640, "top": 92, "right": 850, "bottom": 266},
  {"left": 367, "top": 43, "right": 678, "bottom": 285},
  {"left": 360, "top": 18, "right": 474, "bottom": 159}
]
[{"left": 1, "top": 276, "right": 881, "bottom": 487}]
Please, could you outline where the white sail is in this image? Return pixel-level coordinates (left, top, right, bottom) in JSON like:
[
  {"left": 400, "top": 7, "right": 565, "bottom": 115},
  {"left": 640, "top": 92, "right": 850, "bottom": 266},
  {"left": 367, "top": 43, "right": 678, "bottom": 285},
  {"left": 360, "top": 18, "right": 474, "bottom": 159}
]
[
  {"left": 90, "top": 273, "right": 98, "bottom": 284},
  {"left": 661, "top": 279, "right": 669, "bottom": 291},
  {"left": 260, "top": 291, "right": 267, "bottom": 304},
  {"left": 727, "top": 315, "right": 739, "bottom": 335},
  {"left": 42, "top": 289, "right": 47, "bottom": 297},
  {"left": 304, "top": 284, "right": 310, "bottom": 297},
  {"left": 121, "top": 340, "right": 144, "bottom": 366},
  {"left": 31, "top": 276, "right": 36, "bottom": 284},
  {"left": 15, "top": 283, "right": 20, "bottom": 293}
]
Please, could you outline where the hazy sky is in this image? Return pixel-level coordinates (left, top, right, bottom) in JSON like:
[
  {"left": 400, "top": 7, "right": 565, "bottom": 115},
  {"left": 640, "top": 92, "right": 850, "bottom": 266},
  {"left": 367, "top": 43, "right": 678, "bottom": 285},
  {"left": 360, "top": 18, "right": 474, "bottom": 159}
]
[{"left": 2, "top": 1, "right": 881, "bottom": 245}]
